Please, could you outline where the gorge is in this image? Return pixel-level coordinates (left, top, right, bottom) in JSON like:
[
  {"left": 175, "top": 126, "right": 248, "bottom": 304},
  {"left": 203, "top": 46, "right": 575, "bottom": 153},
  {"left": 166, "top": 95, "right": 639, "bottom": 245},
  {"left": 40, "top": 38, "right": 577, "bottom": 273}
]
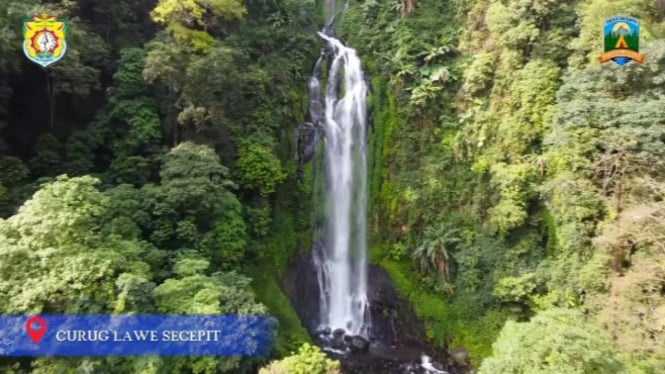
[{"left": 289, "top": 2, "right": 469, "bottom": 373}]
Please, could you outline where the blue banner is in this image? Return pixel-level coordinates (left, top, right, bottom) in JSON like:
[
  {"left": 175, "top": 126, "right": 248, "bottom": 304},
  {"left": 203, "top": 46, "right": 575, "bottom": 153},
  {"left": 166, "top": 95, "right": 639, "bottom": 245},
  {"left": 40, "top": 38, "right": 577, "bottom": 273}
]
[{"left": 0, "top": 315, "right": 275, "bottom": 356}]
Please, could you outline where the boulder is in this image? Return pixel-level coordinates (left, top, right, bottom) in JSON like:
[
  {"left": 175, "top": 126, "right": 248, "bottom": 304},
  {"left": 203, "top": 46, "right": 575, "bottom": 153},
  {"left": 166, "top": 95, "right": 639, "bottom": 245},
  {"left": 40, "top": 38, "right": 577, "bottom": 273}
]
[
  {"left": 333, "top": 328, "right": 345, "bottom": 339},
  {"left": 348, "top": 335, "right": 370, "bottom": 354},
  {"left": 296, "top": 122, "right": 319, "bottom": 164},
  {"left": 449, "top": 347, "right": 470, "bottom": 366},
  {"left": 330, "top": 328, "right": 347, "bottom": 350}
]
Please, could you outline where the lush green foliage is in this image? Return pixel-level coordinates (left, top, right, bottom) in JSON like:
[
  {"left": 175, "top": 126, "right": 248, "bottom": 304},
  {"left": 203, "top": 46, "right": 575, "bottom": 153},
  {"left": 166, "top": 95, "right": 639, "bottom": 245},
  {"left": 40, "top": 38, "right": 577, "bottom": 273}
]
[
  {"left": 342, "top": 0, "right": 665, "bottom": 369},
  {"left": 234, "top": 139, "right": 287, "bottom": 196},
  {"left": 0, "top": 172, "right": 263, "bottom": 372},
  {"left": 258, "top": 343, "right": 340, "bottom": 374},
  {"left": 0, "top": 0, "right": 321, "bottom": 371},
  {"left": 479, "top": 308, "right": 625, "bottom": 373}
]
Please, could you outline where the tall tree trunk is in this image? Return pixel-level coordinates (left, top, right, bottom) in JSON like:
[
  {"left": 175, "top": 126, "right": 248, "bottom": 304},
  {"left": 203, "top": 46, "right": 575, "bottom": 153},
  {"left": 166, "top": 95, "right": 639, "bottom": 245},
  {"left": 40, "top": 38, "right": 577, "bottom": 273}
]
[
  {"left": 401, "top": 0, "right": 417, "bottom": 17},
  {"left": 172, "top": 115, "right": 178, "bottom": 146},
  {"left": 45, "top": 70, "right": 54, "bottom": 131},
  {"left": 167, "top": 90, "right": 179, "bottom": 146},
  {"left": 106, "top": 15, "right": 111, "bottom": 42},
  {"left": 656, "top": 0, "right": 665, "bottom": 21},
  {"left": 615, "top": 151, "right": 625, "bottom": 214}
]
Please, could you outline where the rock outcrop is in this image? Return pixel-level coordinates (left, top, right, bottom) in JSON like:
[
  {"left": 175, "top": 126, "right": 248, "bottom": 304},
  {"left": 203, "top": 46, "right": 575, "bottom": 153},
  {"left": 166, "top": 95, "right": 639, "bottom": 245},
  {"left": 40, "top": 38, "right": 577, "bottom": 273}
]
[{"left": 282, "top": 248, "right": 474, "bottom": 374}]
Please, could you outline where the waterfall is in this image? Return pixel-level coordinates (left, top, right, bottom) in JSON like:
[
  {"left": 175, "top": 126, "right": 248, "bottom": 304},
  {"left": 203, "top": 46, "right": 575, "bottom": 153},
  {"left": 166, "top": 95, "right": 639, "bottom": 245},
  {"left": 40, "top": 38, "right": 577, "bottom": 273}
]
[{"left": 309, "top": 5, "right": 370, "bottom": 338}]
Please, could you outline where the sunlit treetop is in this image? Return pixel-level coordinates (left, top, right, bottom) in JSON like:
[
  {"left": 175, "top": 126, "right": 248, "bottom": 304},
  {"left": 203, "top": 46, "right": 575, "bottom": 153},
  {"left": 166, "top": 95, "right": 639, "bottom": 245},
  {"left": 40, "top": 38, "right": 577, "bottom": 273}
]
[
  {"left": 150, "top": 0, "right": 247, "bottom": 52},
  {"left": 151, "top": 0, "right": 246, "bottom": 30}
]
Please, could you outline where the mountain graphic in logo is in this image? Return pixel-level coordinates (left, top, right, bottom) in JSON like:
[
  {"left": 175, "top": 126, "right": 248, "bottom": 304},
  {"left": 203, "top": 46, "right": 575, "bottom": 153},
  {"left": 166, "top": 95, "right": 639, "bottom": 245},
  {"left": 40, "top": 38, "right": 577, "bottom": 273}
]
[{"left": 599, "top": 15, "right": 644, "bottom": 66}]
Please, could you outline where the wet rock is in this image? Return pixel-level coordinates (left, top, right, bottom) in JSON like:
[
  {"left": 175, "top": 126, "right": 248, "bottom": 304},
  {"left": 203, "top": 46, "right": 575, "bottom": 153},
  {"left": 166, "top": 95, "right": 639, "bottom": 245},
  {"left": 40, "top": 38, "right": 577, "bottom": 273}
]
[
  {"left": 284, "top": 251, "right": 429, "bottom": 347},
  {"left": 283, "top": 250, "right": 476, "bottom": 373},
  {"left": 331, "top": 329, "right": 347, "bottom": 350},
  {"left": 296, "top": 121, "right": 319, "bottom": 164},
  {"left": 366, "top": 266, "right": 427, "bottom": 347},
  {"left": 348, "top": 335, "right": 370, "bottom": 354},
  {"left": 282, "top": 248, "right": 321, "bottom": 332},
  {"left": 342, "top": 335, "right": 352, "bottom": 352},
  {"left": 449, "top": 347, "right": 470, "bottom": 366},
  {"left": 314, "top": 327, "right": 331, "bottom": 337}
]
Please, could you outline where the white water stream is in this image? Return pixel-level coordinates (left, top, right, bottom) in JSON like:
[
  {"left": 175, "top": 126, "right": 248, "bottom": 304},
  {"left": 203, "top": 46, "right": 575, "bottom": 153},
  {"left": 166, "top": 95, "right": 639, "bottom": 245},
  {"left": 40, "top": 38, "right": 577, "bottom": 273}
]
[
  {"left": 305, "top": 3, "right": 453, "bottom": 373},
  {"left": 311, "top": 21, "right": 370, "bottom": 337}
]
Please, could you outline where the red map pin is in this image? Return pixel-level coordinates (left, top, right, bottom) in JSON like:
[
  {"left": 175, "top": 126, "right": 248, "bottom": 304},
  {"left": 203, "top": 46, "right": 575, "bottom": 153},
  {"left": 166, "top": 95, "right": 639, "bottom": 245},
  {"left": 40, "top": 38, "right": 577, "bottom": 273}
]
[{"left": 25, "top": 316, "right": 47, "bottom": 343}]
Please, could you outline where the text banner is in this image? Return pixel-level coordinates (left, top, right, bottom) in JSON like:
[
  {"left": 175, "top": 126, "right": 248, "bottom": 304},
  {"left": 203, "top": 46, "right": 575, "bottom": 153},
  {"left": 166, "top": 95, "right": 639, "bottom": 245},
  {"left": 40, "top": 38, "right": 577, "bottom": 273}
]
[{"left": 0, "top": 315, "right": 275, "bottom": 356}]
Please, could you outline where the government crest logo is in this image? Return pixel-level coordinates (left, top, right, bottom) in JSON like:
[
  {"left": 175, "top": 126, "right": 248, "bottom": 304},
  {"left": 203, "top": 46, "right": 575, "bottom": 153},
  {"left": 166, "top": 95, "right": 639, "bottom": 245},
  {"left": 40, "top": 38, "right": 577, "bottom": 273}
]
[
  {"left": 23, "top": 13, "right": 68, "bottom": 68},
  {"left": 599, "top": 15, "right": 644, "bottom": 66}
]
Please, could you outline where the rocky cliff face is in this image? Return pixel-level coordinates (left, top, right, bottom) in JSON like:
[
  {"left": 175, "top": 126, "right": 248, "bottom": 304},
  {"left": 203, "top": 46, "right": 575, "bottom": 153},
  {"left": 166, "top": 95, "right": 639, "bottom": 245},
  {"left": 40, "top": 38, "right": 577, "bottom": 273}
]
[
  {"left": 283, "top": 249, "right": 474, "bottom": 374},
  {"left": 283, "top": 248, "right": 425, "bottom": 345},
  {"left": 282, "top": 248, "right": 321, "bottom": 333}
]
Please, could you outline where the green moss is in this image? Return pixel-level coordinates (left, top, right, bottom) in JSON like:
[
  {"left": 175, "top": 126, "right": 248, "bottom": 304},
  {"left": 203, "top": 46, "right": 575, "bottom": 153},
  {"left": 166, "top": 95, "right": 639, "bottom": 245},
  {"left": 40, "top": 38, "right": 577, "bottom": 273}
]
[
  {"left": 374, "top": 250, "right": 506, "bottom": 365},
  {"left": 375, "top": 256, "right": 449, "bottom": 345},
  {"left": 445, "top": 298, "right": 510, "bottom": 365},
  {"left": 540, "top": 208, "right": 558, "bottom": 257},
  {"left": 248, "top": 224, "right": 311, "bottom": 360},
  {"left": 259, "top": 205, "right": 296, "bottom": 275},
  {"left": 248, "top": 264, "right": 311, "bottom": 358},
  {"left": 367, "top": 77, "right": 404, "bottom": 242},
  {"left": 246, "top": 128, "right": 315, "bottom": 357},
  {"left": 258, "top": 161, "right": 313, "bottom": 276}
]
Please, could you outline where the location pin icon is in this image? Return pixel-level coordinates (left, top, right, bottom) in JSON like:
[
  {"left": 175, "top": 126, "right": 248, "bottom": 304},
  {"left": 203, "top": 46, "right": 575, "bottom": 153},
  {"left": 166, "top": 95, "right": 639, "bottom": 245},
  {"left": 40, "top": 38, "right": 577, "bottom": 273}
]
[{"left": 25, "top": 316, "right": 47, "bottom": 344}]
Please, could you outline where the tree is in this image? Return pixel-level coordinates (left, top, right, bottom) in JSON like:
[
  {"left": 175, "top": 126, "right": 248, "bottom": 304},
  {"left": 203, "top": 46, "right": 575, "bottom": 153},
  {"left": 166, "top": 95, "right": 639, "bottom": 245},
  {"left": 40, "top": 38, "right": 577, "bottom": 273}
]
[
  {"left": 28, "top": 134, "right": 63, "bottom": 177},
  {"left": 535, "top": 40, "right": 665, "bottom": 307},
  {"left": 234, "top": 139, "right": 287, "bottom": 196},
  {"left": 411, "top": 223, "right": 461, "bottom": 283},
  {"left": 479, "top": 308, "right": 626, "bottom": 374},
  {"left": 143, "top": 32, "right": 191, "bottom": 145},
  {"left": 151, "top": 0, "right": 246, "bottom": 26},
  {"left": 0, "top": 0, "right": 39, "bottom": 72},
  {"left": 586, "top": 177, "right": 665, "bottom": 371},
  {"left": 106, "top": 48, "right": 163, "bottom": 185},
  {"left": 259, "top": 343, "right": 340, "bottom": 374},
  {"left": 151, "top": 0, "right": 246, "bottom": 51},
  {"left": 125, "top": 143, "right": 250, "bottom": 270},
  {"left": 0, "top": 0, "right": 323, "bottom": 372},
  {"left": 87, "top": 0, "right": 155, "bottom": 47},
  {"left": 0, "top": 156, "right": 29, "bottom": 216},
  {"left": 152, "top": 254, "right": 267, "bottom": 373},
  {"left": 0, "top": 0, "right": 39, "bottom": 135},
  {"left": 0, "top": 173, "right": 260, "bottom": 372},
  {"left": 0, "top": 176, "right": 156, "bottom": 314},
  {"left": 157, "top": 141, "right": 236, "bottom": 224}
]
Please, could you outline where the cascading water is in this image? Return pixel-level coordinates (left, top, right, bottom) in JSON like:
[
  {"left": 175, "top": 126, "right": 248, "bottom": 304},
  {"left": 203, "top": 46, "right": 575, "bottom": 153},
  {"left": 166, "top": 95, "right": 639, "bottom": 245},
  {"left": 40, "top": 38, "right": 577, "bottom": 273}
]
[{"left": 310, "top": 2, "right": 370, "bottom": 338}]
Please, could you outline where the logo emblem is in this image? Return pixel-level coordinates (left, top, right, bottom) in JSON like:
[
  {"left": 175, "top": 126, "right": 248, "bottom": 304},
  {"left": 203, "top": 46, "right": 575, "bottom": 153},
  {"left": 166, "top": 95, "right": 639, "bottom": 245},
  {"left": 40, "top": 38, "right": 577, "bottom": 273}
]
[
  {"left": 599, "top": 15, "right": 644, "bottom": 66},
  {"left": 22, "top": 13, "right": 68, "bottom": 68}
]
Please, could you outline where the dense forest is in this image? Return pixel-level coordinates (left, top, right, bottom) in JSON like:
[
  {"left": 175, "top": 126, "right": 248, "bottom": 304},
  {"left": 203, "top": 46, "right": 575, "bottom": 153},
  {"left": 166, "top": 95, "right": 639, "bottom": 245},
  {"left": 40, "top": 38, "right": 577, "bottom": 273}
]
[{"left": 1, "top": 0, "right": 664, "bottom": 373}]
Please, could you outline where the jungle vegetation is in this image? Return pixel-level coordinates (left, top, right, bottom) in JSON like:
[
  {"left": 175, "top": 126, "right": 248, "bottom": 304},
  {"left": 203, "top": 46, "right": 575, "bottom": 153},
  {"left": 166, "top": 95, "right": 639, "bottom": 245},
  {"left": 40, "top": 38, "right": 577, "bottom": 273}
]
[{"left": 1, "top": 0, "right": 664, "bottom": 373}]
